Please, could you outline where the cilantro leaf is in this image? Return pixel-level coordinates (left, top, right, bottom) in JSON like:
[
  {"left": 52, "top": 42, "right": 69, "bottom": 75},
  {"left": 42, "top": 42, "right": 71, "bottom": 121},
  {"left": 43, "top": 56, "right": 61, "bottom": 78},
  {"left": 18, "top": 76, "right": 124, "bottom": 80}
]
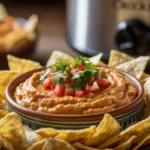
[
  {"left": 52, "top": 59, "right": 69, "bottom": 71},
  {"left": 72, "top": 57, "right": 90, "bottom": 68},
  {"left": 39, "top": 68, "right": 51, "bottom": 83},
  {"left": 64, "top": 66, "right": 71, "bottom": 77},
  {"left": 70, "top": 70, "right": 95, "bottom": 90},
  {"left": 52, "top": 73, "right": 66, "bottom": 85}
]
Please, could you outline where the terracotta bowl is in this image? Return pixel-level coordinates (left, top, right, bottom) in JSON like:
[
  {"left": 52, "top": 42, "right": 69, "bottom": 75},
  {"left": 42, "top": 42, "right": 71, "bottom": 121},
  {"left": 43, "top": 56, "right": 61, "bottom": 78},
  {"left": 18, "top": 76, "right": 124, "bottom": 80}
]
[
  {"left": 0, "top": 18, "right": 37, "bottom": 69},
  {"left": 6, "top": 67, "right": 144, "bottom": 129}
]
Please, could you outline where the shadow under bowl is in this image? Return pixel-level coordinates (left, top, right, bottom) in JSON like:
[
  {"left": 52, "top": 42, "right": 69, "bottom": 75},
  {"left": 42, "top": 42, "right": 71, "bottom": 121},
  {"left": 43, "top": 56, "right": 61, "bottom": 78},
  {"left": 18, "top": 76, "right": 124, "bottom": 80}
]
[{"left": 6, "top": 67, "right": 144, "bottom": 129}]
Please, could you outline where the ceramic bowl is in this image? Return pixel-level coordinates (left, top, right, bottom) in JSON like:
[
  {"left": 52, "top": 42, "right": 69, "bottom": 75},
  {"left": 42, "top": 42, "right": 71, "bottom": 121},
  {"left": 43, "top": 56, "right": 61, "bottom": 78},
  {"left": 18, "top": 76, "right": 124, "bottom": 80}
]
[
  {"left": 0, "top": 18, "right": 37, "bottom": 69},
  {"left": 6, "top": 67, "right": 144, "bottom": 129}
]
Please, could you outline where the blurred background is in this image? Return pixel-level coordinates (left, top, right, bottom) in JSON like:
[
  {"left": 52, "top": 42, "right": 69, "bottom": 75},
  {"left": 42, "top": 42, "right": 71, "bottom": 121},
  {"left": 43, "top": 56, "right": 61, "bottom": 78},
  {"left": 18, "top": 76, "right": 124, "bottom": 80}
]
[
  {"left": 1, "top": 0, "right": 150, "bottom": 69},
  {"left": 1, "top": 0, "right": 76, "bottom": 67}
]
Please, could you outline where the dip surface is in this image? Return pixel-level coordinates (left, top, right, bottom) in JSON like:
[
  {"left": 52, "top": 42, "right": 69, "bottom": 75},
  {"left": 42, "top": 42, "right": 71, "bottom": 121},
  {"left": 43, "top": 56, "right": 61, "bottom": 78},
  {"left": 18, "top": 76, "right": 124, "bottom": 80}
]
[{"left": 14, "top": 66, "right": 137, "bottom": 115}]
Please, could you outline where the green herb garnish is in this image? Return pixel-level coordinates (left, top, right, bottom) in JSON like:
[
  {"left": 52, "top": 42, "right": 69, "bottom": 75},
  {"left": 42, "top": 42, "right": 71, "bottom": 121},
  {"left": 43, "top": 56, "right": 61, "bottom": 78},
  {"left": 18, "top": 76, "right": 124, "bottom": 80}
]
[
  {"left": 39, "top": 68, "right": 51, "bottom": 83},
  {"left": 52, "top": 59, "right": 69, "bottom": 71},
  {"left": 52, "top": 73, "right": 66, "bottom": 85},
  {"left": 39, "top": 57, "right": 104, "bottom": 89}
]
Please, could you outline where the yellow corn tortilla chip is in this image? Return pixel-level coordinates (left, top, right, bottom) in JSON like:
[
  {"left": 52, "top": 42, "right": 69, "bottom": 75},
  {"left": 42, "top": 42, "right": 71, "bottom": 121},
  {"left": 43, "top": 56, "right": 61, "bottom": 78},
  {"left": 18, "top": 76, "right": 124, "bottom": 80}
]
[
  {"left": 84, "top": 114, "right": 121, "bottom": 147},
  {"left": 36, "top": 126, "right": 96, "bottom": 144},
  {"left": 27, "top": 139, "right": 47, "bottom": 150},
  {"left": 0, "top": 112, "right": 28, "bottom": 150},
  {"left": 4, "top": 29, "right": 36, "bottom": 50},
  {"left": 113, "top": 135, "right": 137, "bottom": 150},
  {"left": 42, "top": 138, "right": 76, "bottom": 150},
  {"left": 89, "top": 53, "right": 103, "bottom": 65},
  {"left": 143, "top": 77, "right": 150, "bottom": 117},
  {"left": 140, "top": 73, "right": 150, "bottom": 80},
  {"left": 0, "top": 110, "right": 9, "bottom": 119},
  {"left": 0, "top": 96, "right": 7, "bottom": 110},
  {"left": 73, "top": 142, "right": 99, "bottom": 150},
  {"left": 100, "top": 116, "right": 150, "bottom": 149},
  {"left": 0, "top": 136, "right": 14, "bottom": 150},
  {"left": 98, "top": 60, "right": 106, "bottom": 66},
  {"left": 132, "top": 134, "right": 150, "bottom": 150},
  {"left": 0, "top": 71, "right": 21, "bottom": 98},
  {"left": 116, "top": 56, "right": 149, "bottom": 79},
  {"left": 35, "top": 128, "right": 59, "bottom": 139},
  {"left": 0, "top": 3, "right": 8, "bottom": 18},
  {"left": 24, "top": 14, "right": 38, "bottom": 32},
  {"left": 46, "top": 51, "right": 74, "bottom": 66},
  {"left": 108, "top": 50, "right": 134, "bottom": 67},
  {"left": 24, "top": 125, "right": 42, "bottom": 146},
  {"left": 56, "top": 126, "right": 96, "bottom": 143},
  {"left": 7, "top": 55, "right": 42, "bottom": 72}
]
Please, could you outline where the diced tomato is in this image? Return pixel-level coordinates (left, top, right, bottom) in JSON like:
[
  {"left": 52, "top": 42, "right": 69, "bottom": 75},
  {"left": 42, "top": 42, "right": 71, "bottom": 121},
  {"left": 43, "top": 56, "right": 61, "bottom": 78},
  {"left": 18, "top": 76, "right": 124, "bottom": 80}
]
[
  {"left": 64, "top": 88, "right": 74, "bottom": 96},
  {"left": 66, "top": 78, "right": 71, "bottom": 84},
  {"left": 96, "top": 78, "right": 110, "bottom": 88},
  {"left": 85, "top": 81, "right": 99, "bottom": 94},
  {"left": 75, "top": 90, "right": 84, "bottom": 97},
  {"left": 50, "top": 68, "right": 56, "bottom": 73},
  {"left": 71, "top": 68, "right": 77, "bottom": 75},
  {"left": 85, "top": 84, "right": 91, "bottom": 94},
  {"left": 43, "top": 76, "right": 53, "bottom": 90},
  {"left": 53, "top": 84, "right": 66, "bottom": 97},
  {"left": 77, "top": 64, "right": 84, "bottom": 71},
  {"left": 63, "top": 72, "right": 67, "bottom": 76},
  {"left": 90, "top": 81, "right": 99, "bottom": 92}
]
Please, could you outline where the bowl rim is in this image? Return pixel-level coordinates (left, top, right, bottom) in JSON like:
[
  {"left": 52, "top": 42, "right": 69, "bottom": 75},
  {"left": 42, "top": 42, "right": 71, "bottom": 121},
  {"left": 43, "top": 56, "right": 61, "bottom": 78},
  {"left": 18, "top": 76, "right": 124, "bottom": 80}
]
[{"left": 6, "top": 66, "right": 144, "bottom": 121}]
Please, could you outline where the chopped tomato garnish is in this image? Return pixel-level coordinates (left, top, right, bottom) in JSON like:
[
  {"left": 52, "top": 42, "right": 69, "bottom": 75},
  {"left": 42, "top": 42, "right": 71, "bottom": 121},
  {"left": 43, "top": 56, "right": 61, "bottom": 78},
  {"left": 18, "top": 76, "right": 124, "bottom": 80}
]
[
  {"left": 64, "top": 88, "right": 74, "bottom": 96},
  {"left": 71, "top": 68, "right": 77, "bottom": 75},
  {"left": 66, "top": 78, "right": 71, "bottom": 84},
  {"left": 96, "top": 78, "right": 110, "bottom": 88},
  {"left": 85, "top": 84, "right": 91, "bottom": 94},
  {"left": 85, "top": 81, "right": 99, "bottom": 94},
  {"left": 77, "top": 64, "right": 84, "bottom": 71},
  {"left": 43, "top": 76, "right": 53, "bottom": 90},
  {"left": 75, "top": 90, "right": 84, "bottom": 97},
  {"left": 53, "top": 84, "right": 66, "bottom": 97}
]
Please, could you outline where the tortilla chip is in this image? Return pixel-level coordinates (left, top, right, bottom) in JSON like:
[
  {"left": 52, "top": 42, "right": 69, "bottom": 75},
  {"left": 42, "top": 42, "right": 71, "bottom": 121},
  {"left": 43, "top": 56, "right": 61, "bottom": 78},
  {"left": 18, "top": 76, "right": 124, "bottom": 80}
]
[
  {"left": 0, "top": 3, "right": 8, "bottom": 18},
  {"left": 116, "top": 56, "right": 149, "bottom": 79},
  {"left": 98, "top": 60, "right": 106, "bottom": 66},
  {"left": 24, "top": 125, "right": 42, "bottom": 146},
  {"left": 0, "top": 110, "right": 9, "bottom": 119},
  {"left": 108, "top": 50, "right": 133, "bottom": 67},
  {"left": 35, "top": 128, "right": 59, "bottom": 139},
  {"left": 84, "top": 114, "right": 121, "bottom": 147},
  {"left": 0, "top": 136, "right": 14, "bottom": 150},
  {"left": 99, "top": 116, "right": 150, "bottom": 149},
  {"left": 27, "top": 139, "right": 47, "bottom": 150},
  {"left": 0, "top": 96, "right": 7, "bottom": 110},
  {"left": 7, "top": 55, "right": 42, "bottom": 72},
  {"left": 143, "top": 77, "right": 150, "bottom": 116},
  {"left": 89, "top": 53, "right": 103, "bottom": 65},
  {"left": 56, "top": 126, "right": 96, "bottom": 143},
  {"left": 42, "top": 138, "right": 76, "bottom": 150},
  {"left": 46, "top": 51, "right": 74, "bottom": 66},
  {"left": 4, "top": 29, "right": 36, "bottom": 50},
  {"left": 73, "top": 142, "right": 99, "bottom": 150},
  {"left": 24, "top": 14, "right": 38, "bottom": 32},
  {"left": 140, "top": 73, "right": 150, "bottom": 80},
  {"left": 132, "top": 134, "right": 150, "bottom": 150},
  {"left": 0, "top": 112, "right": 28, "bottom": 150},
  {"left": 113, "top": 135, "right": 137, "bottom": 150},
  {"left": 0, "top": 71, "right": 21, "bottom": 98}
]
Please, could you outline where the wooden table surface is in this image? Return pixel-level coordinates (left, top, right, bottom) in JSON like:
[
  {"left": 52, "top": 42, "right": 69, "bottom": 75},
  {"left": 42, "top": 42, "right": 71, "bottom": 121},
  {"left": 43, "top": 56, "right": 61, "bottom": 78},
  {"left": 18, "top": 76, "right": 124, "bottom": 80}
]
[{"left": 6, "top": 3, "right": 81, "bottom": 66}]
